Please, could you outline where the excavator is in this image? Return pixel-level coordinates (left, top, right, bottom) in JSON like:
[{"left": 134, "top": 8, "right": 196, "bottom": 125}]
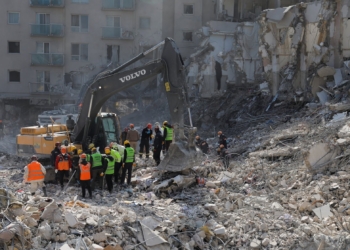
[{"left": 16, "top": 37, "right": 199, "bottom": 174}]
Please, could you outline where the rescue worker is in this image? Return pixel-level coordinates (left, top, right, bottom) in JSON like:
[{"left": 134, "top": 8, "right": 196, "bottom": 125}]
[
  {"left": 101, "top": 147, "right": 115, "bottom": 193},
  {"left": 55, "top": 146, "right": 72, "bottom": 190},
  {"left": 23, "top": 155, "right": 47, "bottom": 196},
  {"left": 51, "top": 142, "right": 61, "bottom": 184},
  {"left": 126, "top": 124, "right": 140, "bottom": 152},
  {"left": 84, "top": 143, "right": 94, "bottom": 164},
  {"left": 153, "top": 126, "right": 163, "bottom": 165},
  {"left": 121, "top": 140, "right": 136, "bottom": 187},
  {"left": 120, "top": 127, "right": 129, "bottom": 145},
  {"left": 111, "top": 144, "right": 122, "bottom": 184},
  {"left": 162, "top": 121, "right": 174, "bottom": 153},
  {"left": 71, "top": 148, "right": 80, "bottom": 185},
  {"left": 218, "top": 131, "right": 227, "bottom": 149},
  {"left": 139, "top": 123, "right": 153, "bottom": 159},
  {"left": 217, "top": 144, "right": 229, "bottom": 168},
  {"left": 195, "top": 135, "right": 209, "bottom": 154},
  {"left": 79, "top": 153, "right": 92, "bottom": 199},
  {"left": 90, "top": 147, "right": 103, "bottom": 190}
]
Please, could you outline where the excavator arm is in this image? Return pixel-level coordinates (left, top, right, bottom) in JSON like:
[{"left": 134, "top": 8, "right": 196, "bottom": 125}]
[{"left": 72, "top": 38, "right": 190, "bottom": 152}]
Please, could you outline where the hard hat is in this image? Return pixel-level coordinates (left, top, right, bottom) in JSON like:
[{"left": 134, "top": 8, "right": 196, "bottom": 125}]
[
  {"left": 78, "top": 149, "right": 83, "bottom": 155},
  {"left": 70, "top": 145, "right": 76, "bottom": 151},
  {"left": 55, "top": 142, "right": 61, "bottom": 147},
  {"left": 195, "top": 135, "right": 200, "bottom": 140},
  {"left": 124, "top": 140, "right": 130, "bottom": 145},
  {"left": 91, "top": 147, "right": 96, "bottom": 152},
  {"left": 61, "top": 147, "right": 67, "bottom": 153},
  {"left": 80, "top": 153, "right": 87, "bottom": 159},
  {"left": 130, "top": 123, "right": 134, "bottom": 128},
  {"left": 163, "top": 121, "right": 168, "bottom": 125},
  {"left": 31, "top": 155, "right": 38, "bottom": 161},
  {"left": 220, "top": 144, "right": 225, "bottom": 148},
  {"left": 147, "top": 123, "right": 152, "bottom": 128},
  {"left": 105, "top": 147, "right": 111, "bottom": 154},
  {"left": 88, "top": 143, "right": 95, "bottom": 149}
]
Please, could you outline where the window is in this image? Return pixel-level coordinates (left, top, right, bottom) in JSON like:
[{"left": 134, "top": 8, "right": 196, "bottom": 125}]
[
  {"left": 71, "top": 44, "right": 88, "bottom": 61},
  {"left": 36, "top": 70, "right": 50, "bottom": 83},
  {"left": 8, "top": 42, "right": 20, "bottom": 53},
  {"left": 36, "top": 42, "right": 50, "bottom": 53},
  {"left": 72, "top": 0, "right": 89, "bottom": 2},
  {"left": 106, "top": 16, "right": 120, "bottom": 27},
  {"left": 36, "top": 13, "right": 50, "bottom": 24},
  {"left": 139, "top": 17, "right": 150, "bottom": 29},
  {"left": 8, "top": 12, "right": 20, "bottom": 24},
  {"left": 183, "top": 31, "right": 193, "bottom": 41},
  {"left": 184, "top": 4, "right": 194, "bottom": 14},
  {"left": 71, "top": 15, "right": 89, "bottom": 32},
  {"left": 107, "top": 45, "right": 120, "bottom": 64},
  {"left": 9, "top": 70, "right": 20, "bottom": 82}
]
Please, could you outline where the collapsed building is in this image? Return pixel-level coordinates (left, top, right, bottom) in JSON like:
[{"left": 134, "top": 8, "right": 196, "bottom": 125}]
[{"left": 187, "top": 0, "right": 350, "bottom": 105}]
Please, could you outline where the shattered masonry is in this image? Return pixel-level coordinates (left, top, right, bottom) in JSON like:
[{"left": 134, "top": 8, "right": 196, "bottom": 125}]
[{"left": 187, "top": 0, "right": 350, "bottom": 102}]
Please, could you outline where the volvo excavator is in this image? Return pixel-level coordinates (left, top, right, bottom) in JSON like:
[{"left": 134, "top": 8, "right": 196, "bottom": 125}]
[{"left": 16, "top": 37, "right": 199, "bottom": 174}]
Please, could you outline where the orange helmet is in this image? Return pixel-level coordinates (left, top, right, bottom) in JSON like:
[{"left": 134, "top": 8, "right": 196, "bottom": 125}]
[
  {"left": 105, "top": 147, "right": 111, "bottom": 154},
  {"left": 61, "top": 147, "right": 67, "bottom": 154},
  {"left": 80, "top": 153, "right": 87, "bottom": 159},
  {"left": 130, "top": 123, "right": 134, "bottom": 128}
]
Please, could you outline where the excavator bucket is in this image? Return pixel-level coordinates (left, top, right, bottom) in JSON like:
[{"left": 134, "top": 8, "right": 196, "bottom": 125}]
[{"left": 157, "top": 142, "right": 201, "bottom": 172}]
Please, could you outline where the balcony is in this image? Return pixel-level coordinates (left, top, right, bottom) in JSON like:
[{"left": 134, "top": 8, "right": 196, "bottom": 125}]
[
  {"left": 31, "top": 24, "right": 64, "bottom": 37},
  {"left": 29, "top": 82, "right": 64, "bottom": 95},
  {"left": 102, "top": 27, "right": 134, "bottom": 40},
  {"left": 31, "top": 53, "right": 64, "bottom": 66},
  {"left": 102, "top": 0, "right": 135, "bottom": 10},
  {"left": 30, "top": 0, "right": 65, "bottom": 7}
]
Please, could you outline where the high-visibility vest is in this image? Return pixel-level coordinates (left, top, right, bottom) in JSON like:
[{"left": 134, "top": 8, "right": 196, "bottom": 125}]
[
  {"left": 125, "top": 147, "right": 135, "bottom": 163},
  {"left": 79, "top": 163, "right": 91, "bottom": 180},
  {"left": 86, "top": 154, "right": 91, "bottom": 162},
  {"left": 27, "top": 161, "right": 44, "bottom": 181},
  {"left": 91, "top": 152, "right": 102, "bottom": 167},
  {"left": 105, "top": 157, "right": 115, "bottom": 175},
  {"left": 57, "top": 155, "right": 70, "bottom": 170},
  {"left": 111, "top": 149, "right": 121, "bottom": 163},
  {"left": 164, "top": 127, "right": 173, "bottom": 141}
]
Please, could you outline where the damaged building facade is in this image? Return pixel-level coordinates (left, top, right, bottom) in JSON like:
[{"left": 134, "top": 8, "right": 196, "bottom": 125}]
[{"left": 188, "top": 0, "right": 350, "bottom": 102}]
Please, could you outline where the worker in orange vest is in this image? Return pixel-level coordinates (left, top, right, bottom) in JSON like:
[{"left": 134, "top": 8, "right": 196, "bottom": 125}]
[
  {"left": 23, "top": 155, "right": 47, "bottom": 196},
  {"left": 55, "top": 146, "right": 72, "bottom": 190},
  {"left": 79, "top": 153, "right": 92, "bottom": 199}
]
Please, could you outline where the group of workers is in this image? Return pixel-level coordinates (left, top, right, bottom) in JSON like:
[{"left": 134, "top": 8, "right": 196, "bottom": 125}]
[{"left": 22, "top": 120, "right": 229, "bottom": 198}]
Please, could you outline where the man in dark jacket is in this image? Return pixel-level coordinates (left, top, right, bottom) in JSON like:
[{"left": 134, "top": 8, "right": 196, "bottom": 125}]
[
  {"left": 153, "top": 126, "right": 163, "bottom": 165},
  {"left": 139, "top": 123, "right": 153, "bottom": 159},
  {"left": 51, "top": 142, "right": 61, "bottom": 184},
  {"left": 195, "top": 136, "right": 209, "bottom": 154},
  {"left": 218, "top": 131, "right": 227, "bottom": 149},
  {"left": 120, "top": 127, "right": 129, "bottom": 145},
  {"left": 217, "top": 144, "right": 229, "bottom": 168}
]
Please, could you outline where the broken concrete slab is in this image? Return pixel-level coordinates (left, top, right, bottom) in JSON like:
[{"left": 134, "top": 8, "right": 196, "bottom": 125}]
[
  {"left": 313, "top": 204, "right": 332, "bottom": 219},
  {"left": 304, "top": 143, "right": 338, "bottom": 173},
  {"left": 249, "top": 147, "right": 299, "bottom": 158},
  {"left": 316, "top": 91, "right": 330, "bottom": 105},
  {"left": 317, "top": 66, "right": 336, "bottom": 77}
]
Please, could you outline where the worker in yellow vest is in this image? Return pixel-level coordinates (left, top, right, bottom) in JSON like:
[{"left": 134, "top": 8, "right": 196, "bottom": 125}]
[
  {"left": 121, "top": 140, "right": 136, "bottom": 187},
  {"left": 23, "top": 155, "right": 47, "bottom": 196},
  {"left": 101, "top": 147, "right": 115, "bottom": 194},
  {"left": 79, "top": 153, "right": 92, "bottom": 199}
]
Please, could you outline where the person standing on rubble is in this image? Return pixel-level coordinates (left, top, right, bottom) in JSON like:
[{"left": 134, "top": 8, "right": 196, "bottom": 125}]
[
  {"left": 101, "top": 147, "right": 115, "bottom": 194},
  {"left": 153, "top": 125, "right": 163, "bottom": 166},
  {"left": 162, "top": 121, "right": 173, "bottom": 154},
  {"left": 23, "top": 155, "right": 47, "bottom": 196},
  {"left": 79, "top": 153, "right": 92, "bottom": 199},
  {"left": 195, "top": 135, "right": 209, "bottom": 154},
  {"left": 55, "top": 146, "right": 72, "bottom": 190},
  {"left": 90, "top": 147, "right": 104, "bottom": 190},
  {"left": 217, "top": 144, "right": 229, "bottom": 168},
  {"left": 126, "top": 124, "right": 140, "bottom": 152},
  {"left": 71, "top": 148, "right": 80, "bottom": 185},
  {"left": 51, "top": 142, "right": 61, "bottom": 183},
  {"left": 218, "top": 131, "right": 227, "bottom": 149},
  {"left": 84, "top": 143, "right": 94, "bottom": 164},
  {"left": 139, "top": 123, "right": 153, "bottom": 159},
  {"left": 121, "top": 140, "right": 136, "bottom": 187},
  {"left": 120, "top": 127, "right": 129, "bottom": 145},
  {"left": 110, "top": 144, "right": 122, "bottom": 184}
]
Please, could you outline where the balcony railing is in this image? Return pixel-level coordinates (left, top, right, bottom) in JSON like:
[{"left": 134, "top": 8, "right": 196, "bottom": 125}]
[
  {"left": 29, "top": 82, "right": 64, "bottom": 95},
  {"left": 30, "top": 0, "right": 65, "bottom": 7},
  {"left": 31, "top": 24, "right": 64, "bottom": 37},
  {"left": 102, "top": 27, "right": 134, "bottom": 40},
  {"left": 31, "top": 53, "right": 64, "bottom": 66},
  {"left": 102, "top": 0, "right": 135, "bottom": 10}
]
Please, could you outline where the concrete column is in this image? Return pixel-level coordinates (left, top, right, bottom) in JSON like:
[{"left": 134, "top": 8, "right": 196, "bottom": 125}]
[
  {"left": 275, "top": 0, "right": 281, "bottom": 8},
  {"left": 271, "top": 54, "right": 280, "bottom": 95},
  {"left": 329, "top": 1, "right": 343, "bottom": 68},
  {"left": 300, "top": 44, "right": 307, "bottom": 90}
]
